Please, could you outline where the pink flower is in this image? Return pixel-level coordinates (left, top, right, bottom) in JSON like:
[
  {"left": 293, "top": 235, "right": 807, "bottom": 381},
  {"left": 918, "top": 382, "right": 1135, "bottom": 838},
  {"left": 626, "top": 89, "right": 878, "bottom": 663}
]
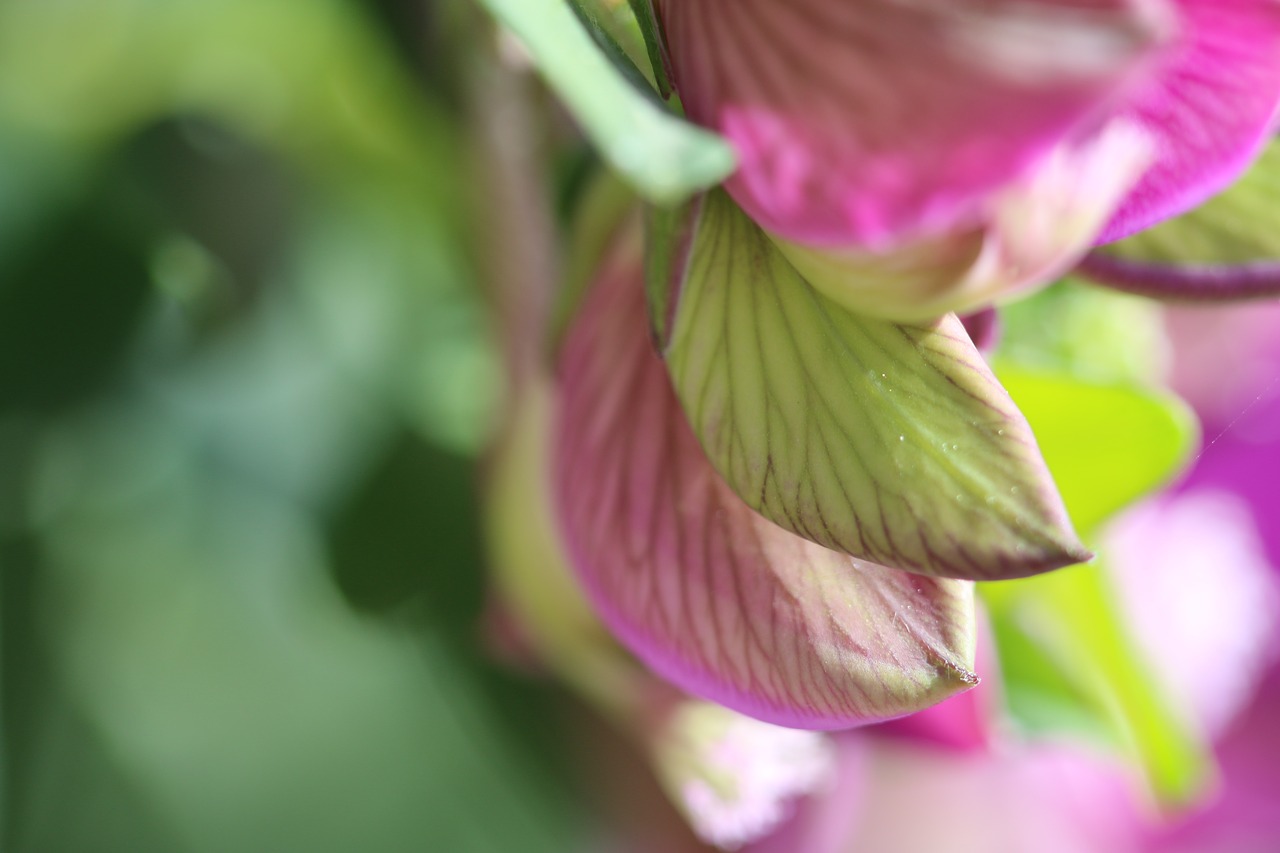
[
  {"left": 552, "top": 225, "right": 980, "bottom": 730},
  {"left": 651, "top": 0, "right": 1280, "bottom": 317}
]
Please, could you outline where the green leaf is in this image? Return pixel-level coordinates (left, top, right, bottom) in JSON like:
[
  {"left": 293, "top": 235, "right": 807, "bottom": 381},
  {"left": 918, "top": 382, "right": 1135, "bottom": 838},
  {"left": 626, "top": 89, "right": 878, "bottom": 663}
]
[
  {"left": 983, "top": 368, "right": 1210, "bottom": 806},
  {"left": 626, "top": 0, "right": 673, "bottom": 97},
  {"left": 658, "top": 190, "right": 1089, "bottom": 580},
  {"left": 994, "top": 366, "right": 1199, "bottom": 536},
  {"left": 475, "top": 0, "right": 734, "bottom": 205},
  {"left": 981, "top": 565, "right": 1213, "bottom": 807},
  {"left": 1103, "top": 141, "right": 1280, "bottom": 264},
  {"left": 996, "top": 282, "right": 1170, "bottom": 387}
]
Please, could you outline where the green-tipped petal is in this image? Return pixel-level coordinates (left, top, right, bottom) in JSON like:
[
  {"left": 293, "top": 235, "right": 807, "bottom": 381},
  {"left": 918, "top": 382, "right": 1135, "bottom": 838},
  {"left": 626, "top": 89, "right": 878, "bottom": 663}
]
[
  {"left": 555, "top": 236, "right": 977, "bottom": 728},
  {"left": 656, "top": 191, "right": 1090, "bottom": 581}
]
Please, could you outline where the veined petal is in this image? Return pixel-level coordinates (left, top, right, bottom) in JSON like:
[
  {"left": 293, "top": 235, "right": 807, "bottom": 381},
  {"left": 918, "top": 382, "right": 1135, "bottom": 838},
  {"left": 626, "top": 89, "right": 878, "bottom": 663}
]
[
  {"left": 659, "top": 191, "right": 1090, "bottom": 580},
  {"left": 1099, "top": 0, "right": 1280, "bottom": 243},
  {"left": 554, "top": 233, "right": 977, "bottom": 729},
  {"left": 654, "top": 0, "right": 1168, "bottom": 248}
]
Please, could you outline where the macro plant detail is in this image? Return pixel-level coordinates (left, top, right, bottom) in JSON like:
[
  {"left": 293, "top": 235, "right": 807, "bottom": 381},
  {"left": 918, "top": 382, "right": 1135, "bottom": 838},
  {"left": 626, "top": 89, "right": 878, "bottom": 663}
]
[
  {"left": 650, "top": 0, "right": 1280, "bottom": 317},
  {"left": 652, "top": 190, "right": 1087, "bottom": 581},
  {"left": 6, "top": 1, "right": 1280, "bottom": 851},
  {"left": 468, "top": 0, "right": 1280, "bottom": 845},
  {"left": 470, "top": 0, "right": 1280, "bottom": 731},
  {"left": 555, "top": 223, "right": 978, "bottom": 728}
]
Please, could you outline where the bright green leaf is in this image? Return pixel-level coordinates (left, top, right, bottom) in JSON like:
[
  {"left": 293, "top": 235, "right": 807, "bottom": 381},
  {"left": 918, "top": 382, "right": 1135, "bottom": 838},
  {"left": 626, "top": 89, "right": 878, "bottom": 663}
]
[
  {"left": 995, "top": 365, "right": 1199, "bottom": 536},
  {"left": 982, "top": 565, "right": 1213, "bottom": 807},
  {"left": 475, "top": 0, "right": 734, "bottom": 205},
  {"left": 983, "top": 368, "right": 1210, "bottom": 806},
  {"left": 658, "top": 190, "right": 1089, "bottom": 580},
  {"left": 996, "top": 282, "right": 1170, "bottom": 387}
]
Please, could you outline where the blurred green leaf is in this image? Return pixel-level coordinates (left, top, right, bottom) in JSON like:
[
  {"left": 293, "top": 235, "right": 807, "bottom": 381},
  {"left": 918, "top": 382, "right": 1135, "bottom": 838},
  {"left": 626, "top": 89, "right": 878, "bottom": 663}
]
[
  {"left": 475, "top": 0, "right": 734, "bottom": 204},
  {"left": 996, "top": 282, "right": 1170, "bottom": 386},
  {"left": 22, "top": 395, "right": 583, "bottom": 853},
  {"left": 0, "top": 3, "right": 561, "bottom": 851},
  {"left": 0, "top": 199, "right": 152, "bottom": 416},
  {"left": 996, "top": 366, "right": 1198, "bottom": 535},
  {"left": 982, "top": 367, "right": 1210, "bottom": 806},
  {"left": 982, "top": 564, "right": 1212, "bottom": 807},
  {"left": 327, "top": 433, "right": 484, "bottom": 621}
]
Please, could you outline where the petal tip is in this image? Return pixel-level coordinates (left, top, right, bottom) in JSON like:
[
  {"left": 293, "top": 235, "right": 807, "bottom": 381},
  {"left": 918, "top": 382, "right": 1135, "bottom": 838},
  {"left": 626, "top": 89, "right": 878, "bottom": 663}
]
[
  {"left": 988, "top": 536, "right": 1094, "bottom": 581},
  {"left": 946, "top": 666, "right": 980, "bottom": 690},
  {"left": 1037, "top": 532, "right": 1096, "bottom": 574}
]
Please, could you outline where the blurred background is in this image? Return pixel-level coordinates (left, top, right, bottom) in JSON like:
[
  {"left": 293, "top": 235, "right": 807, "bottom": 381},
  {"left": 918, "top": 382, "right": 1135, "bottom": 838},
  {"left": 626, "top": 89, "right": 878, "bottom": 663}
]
[
  {"left": 4, "top": 2, "right": 1280, "bottom": 852},
  {"left": 0, "top": 1, "right": 596, "bottom": 850}
]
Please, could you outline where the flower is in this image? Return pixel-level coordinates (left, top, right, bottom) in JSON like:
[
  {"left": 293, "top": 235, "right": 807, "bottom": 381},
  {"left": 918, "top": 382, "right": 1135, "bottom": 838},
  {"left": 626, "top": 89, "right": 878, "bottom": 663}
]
[
  {"left": 733, "top": 366, "right": 1280, "bottom": 853},
  {"left": 472, "top": 0, "right": 1280, "bottom": 744},
  {"left": 475, "top": 5, "right": 1280, "bottom": 848},
  {"left": 650, "top": 0, "right": 1280, "bottom": 318},
  {"left": 550, "top": 218, "right": 981, "bottom": 729}
]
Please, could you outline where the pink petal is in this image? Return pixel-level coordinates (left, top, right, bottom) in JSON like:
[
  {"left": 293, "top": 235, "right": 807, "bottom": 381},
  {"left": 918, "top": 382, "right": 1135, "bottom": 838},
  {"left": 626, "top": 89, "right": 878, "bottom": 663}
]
[
  {"left": 1106, "top": 490, "right": 1280, "bottom": 737},
  {"left": 655, "top": 0, "right": 1167, "bottom": 248},
  {"left": 554, "top": 238, "right": 977, "bottom": 729},
  {"left": 1152, "top": 668, "right": 1280, "bottom": 852},
  {"left": 837, "top": 742, "right": 1141, "bottom": 853},
  {"left": 1099, "top": 0, "right": 1280, "bottom": 243},
  {"left": 774, "top": 118, "right": 1153, "bottom": 321}
]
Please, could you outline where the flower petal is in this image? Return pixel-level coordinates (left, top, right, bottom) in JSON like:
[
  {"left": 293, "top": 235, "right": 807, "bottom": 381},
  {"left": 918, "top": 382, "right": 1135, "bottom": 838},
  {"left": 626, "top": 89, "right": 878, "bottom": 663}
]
[
  {"left": 1079, "top": 141, "right": 1280, "bottom": 301},
  {"left": 554, "top": 234, "right": 977, "bottom": 729},
  {"left": 773, "top": 119, "right": 1153, "bottom": 321},
  {"left": 648, "top": 699, "right": 836, "bottom": 848},
  {"left": 655, "top": 0, "right": 1167, "bottom": 247},
  {"left": 871, "top": 609, "right": 1001, "bottom": 752},
  {"left": 1107, "top": 490, "right": 1280, "bottom": 736},
  {"left": 658, "top": 191, "right": 1090, "bottom": 580},
  {"left": 1099, "top": 0, "right": 1280, "bottom": 243},
  {"left": 742, "top": 736, "right": 867, "bottom": 853}
]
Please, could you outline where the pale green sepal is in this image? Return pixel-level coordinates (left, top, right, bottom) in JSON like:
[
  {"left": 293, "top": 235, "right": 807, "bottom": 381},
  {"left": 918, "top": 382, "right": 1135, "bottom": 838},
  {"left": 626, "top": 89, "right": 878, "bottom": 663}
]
[
  {"left": 659, "top": 190, "right": 1090, "bottom": 581},
  {"left": 475, "top": 0, "right": 734, "bottom": 205},
  {"left": 1103, "top": 141, "right": 1280, "bottom": 263}
]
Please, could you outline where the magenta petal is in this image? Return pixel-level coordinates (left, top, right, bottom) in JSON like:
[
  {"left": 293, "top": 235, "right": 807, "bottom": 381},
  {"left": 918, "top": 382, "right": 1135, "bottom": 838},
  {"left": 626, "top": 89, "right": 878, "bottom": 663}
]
[
  {"left": 655, "top": 0, "right": 1165, "bottom": 248},
  {"left": 1099, "top": 0, "right": 1280, "bottom": 243},
  {"left": 554, "top": 243, "right": 977, "bottom": 730}
]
